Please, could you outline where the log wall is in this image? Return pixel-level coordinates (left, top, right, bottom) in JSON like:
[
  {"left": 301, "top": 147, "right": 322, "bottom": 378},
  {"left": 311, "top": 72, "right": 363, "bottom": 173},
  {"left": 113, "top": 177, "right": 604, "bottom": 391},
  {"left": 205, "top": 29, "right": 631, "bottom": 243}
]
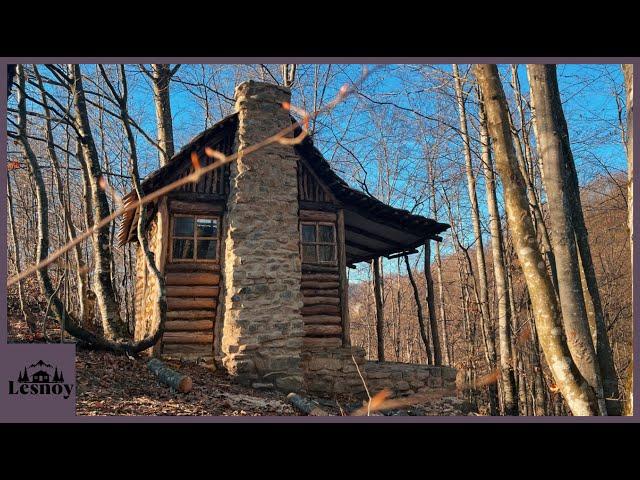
[
  {"left": 301, "top": 265, "right": 343, "bottom": 348},
  {"left": 299, "top": 206, "right": 347, "bottom": 348},
  {"left": 160, "top": 262, "right": 219, "bottom": 361}
]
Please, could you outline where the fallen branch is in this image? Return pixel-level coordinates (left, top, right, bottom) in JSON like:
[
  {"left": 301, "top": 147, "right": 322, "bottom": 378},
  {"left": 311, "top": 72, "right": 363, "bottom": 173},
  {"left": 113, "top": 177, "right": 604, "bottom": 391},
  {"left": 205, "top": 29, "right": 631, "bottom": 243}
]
[
  {"left": 286, "top": 393, "right": 330, "bottom": 416},
  {"left": 147, "top": 358, "right": 193, "bottom": 393}
]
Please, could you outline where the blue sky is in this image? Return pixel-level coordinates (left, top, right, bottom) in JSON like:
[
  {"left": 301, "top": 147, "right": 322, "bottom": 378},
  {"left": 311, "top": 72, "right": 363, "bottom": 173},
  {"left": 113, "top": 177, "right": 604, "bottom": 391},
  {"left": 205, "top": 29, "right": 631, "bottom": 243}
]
[{"left": 118, "top": 63, "right": 628, "bottom": 284}]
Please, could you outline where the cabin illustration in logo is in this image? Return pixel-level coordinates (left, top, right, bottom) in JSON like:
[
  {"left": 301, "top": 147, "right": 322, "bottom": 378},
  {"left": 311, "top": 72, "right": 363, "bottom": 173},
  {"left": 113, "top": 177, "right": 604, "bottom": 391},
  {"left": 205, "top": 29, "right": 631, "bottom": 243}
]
[
  {"left": 16, "top": 360, "right": 65, "bottom": 384},
  {"left": 31, "top": 370, "right": 50, "bottom": 383}
]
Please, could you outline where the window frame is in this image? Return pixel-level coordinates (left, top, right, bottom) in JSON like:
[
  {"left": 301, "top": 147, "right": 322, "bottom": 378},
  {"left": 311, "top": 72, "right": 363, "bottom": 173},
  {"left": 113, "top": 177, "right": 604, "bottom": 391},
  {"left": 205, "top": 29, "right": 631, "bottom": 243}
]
[
  {"left": 300, "top": 221, "right": 337, "bottom": 265},
  {"left": 170, "top": 214, "right": 220, "bottom": 263}
]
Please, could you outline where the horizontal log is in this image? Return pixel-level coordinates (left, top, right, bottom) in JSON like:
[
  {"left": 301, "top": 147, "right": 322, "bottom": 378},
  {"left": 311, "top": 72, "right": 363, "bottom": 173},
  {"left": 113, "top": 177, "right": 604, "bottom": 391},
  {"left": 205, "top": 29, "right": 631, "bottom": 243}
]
[
  {"left": 287, "top": 393, "right": 329, "bottom": 416},
  {"left": 302, "top": 296, "right": 340, "bottom": 306},
  {"left": 165, "top": 320, "right": 214, "bottom": 332},
  {"left": 168, "top": 199, "right": 224, "bottom": 215},
  {"left": 147, "top": 358, "right": 192, "bottom": 393},
  {"left": 303, "top": 337, "right": 342, "bottom": 348},
  {"left": 168, "top": 192, "right": 226, "bottom": 203},
  {"left": 299, "top": 210, "right": 337, "bottom": 222},
  {"left": 304, "top": 324, "right": 343, "bottom": 336},
  {"left": 301, "top": 289, "right": 339, "bottom": 297},
  {"left": 298, "top": 201, "right": 338, "bottom": 213},
  {"left": 302, "top": 264, "right": 339, "bottom": 274},
  {"left": 301, "top": 273, "right": 340, "bottom": 282},
  {"left": 165, "top": 272, "right": 220, "bottom": 286},
  {"left": 303, "top": 315, "right": 343, "bottom": 325},
  {"left": 166, "top": 310, "right": 216, "bottom": 319},
  {"left": 301, "top": 281, "right": 340, "bottom": 290},
  {"left": 163, "top": 332, "right": 213, "bottom": 344},
  {"left": 301, "top": 304, "right": 340, "bottom": 315},
  {"left": 165, "top": 263, "right": 221, "bottom": 273},
  {"left": 167, "top": 297, "right": 217, "bottom": 310},
  {"left": 162, "top": 343, "right": 213, "bottom": 355},
  {"left": 166, "top": 285, "right": 219, "bottom": 297}
]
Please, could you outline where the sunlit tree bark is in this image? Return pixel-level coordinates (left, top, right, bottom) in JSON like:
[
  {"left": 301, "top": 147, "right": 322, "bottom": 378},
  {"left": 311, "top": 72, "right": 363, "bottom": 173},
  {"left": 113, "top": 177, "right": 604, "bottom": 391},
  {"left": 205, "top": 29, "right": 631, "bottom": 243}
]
[
  {"left": 527, "top": 64, "right": 609, "bottom": 415},
  {"left": 475, "top": 63, "right": 599, "bottom": 416},
  {"left": 621, "top": 63, "right": 633, "bottom": 416},
  {"left": 68, "top": 64, "right": 128, "bottom": 340},
  {"left": 478, "top": 91, "right": 518, "bottom": 415}
]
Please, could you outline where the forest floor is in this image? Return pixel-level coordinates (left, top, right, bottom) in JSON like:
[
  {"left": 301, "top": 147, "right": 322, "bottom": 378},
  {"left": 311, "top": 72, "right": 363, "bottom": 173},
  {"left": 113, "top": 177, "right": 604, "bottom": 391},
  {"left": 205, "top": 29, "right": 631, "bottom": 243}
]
[{"left": 7, "top": 285, "right": 473, "bottom": 416}]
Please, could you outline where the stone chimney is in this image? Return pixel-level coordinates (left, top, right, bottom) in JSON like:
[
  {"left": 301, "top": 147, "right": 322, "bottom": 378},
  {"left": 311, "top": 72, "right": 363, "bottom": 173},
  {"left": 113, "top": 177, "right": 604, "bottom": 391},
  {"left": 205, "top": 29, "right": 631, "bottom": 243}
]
[{"left": 220, "top": 81, "right": 304, "bottom": 391}]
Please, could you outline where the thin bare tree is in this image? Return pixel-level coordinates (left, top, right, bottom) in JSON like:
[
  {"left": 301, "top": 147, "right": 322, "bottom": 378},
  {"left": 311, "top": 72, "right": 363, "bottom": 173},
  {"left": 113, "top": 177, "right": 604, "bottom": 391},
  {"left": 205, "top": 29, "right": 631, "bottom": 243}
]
[{"left": 478, "top": 89, "right": 518, "bottom": 415}]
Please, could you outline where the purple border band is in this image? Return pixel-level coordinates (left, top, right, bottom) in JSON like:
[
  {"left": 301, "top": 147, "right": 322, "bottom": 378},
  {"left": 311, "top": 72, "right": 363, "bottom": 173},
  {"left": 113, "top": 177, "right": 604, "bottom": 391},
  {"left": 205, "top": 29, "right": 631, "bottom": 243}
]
[{"left": 1, "top": 58, "right": 638, "bottom": 423}]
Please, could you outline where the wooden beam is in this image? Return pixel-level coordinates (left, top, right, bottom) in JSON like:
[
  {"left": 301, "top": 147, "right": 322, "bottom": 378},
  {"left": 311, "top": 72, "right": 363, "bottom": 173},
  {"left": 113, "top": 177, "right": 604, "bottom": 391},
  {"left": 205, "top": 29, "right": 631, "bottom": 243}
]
[
  {"left": 299, "top": 200, "right": 337, "bottom": 212},
  {"left": 301, "top": 264, "right": 339, "bottom": 274},
  {"left": 168, "top": 192, "right": 226, "bottom": 203},
  {"left": 337, "top": 209, "right": 351, "bottom": 347},
  {"left": 165, "top": 272, "right": 220, "bottom": 286},
  {"left": 344, "top": 224, "right": 405, "bottom": 248},
  {"left": 303, "top": 337, "right": 342, "bottom": 348},
  {"left": 349, "top": 237, "right": 439, "bottom": 265},
  {"left": 386, "top": 249, "right": 419, "bottom": 260},
  {"left": 168, "top": 199, "right": 224, "bottom": 215},
  {"left": 165, "top": 320, "right": 214, "bottom": 331},
  {"left": 304, "top": 324, "right": 343, "bottom": 336},
  {"left": 299, "top": 210, "right": 337, "bottom": 222},
  {"left": 345, "top": 239, "right": 379, "bottom": 254}
]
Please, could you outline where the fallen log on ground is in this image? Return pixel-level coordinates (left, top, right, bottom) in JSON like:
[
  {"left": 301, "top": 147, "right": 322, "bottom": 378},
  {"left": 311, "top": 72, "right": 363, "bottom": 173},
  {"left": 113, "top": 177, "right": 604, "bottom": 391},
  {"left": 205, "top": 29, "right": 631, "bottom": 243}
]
[
  {"left": 286, "top": 392, "right": 330, "bottom": 416},
  {"left": 147, "top": 358, "right": 193, "bottom": 393}
]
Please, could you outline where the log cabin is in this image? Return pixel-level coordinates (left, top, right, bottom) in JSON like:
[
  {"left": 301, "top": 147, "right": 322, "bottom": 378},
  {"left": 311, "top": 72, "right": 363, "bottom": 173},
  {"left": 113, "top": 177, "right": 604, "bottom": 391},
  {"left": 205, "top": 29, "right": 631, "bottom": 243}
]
[{"left": 118, "top": 81, "right": 450, "bottom": 393}]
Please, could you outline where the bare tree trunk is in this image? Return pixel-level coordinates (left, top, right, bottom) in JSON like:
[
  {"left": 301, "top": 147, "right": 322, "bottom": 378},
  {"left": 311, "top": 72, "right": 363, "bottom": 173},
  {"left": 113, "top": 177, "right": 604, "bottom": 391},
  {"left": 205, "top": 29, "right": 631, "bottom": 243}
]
[
  {"left": 68, "top": 64, "right": 128, "bottom": 341},
  {"left": 453, "top": 64, "right": 499, "bottom": 414},
  {"left": 429, "top": 160, "right": 450, "bottom": 364},
  {"left": 423, "top": 242, "right": 442, "bottom": 364},
  {"left": 405, "top": 254, "right": 433, "bottom": 364},
  {"left": 508, "top": 69, "right": 560, "bottom": 294},
  {"left": 7, "top": 178, "right": 35, "bottom": 331},
  {"left": 150, "top": 64, "right": 177, "bottom": 166},
  {"left": 32, "top": 65, "right": 89, "bottom": 325},
  {"left": 372, "top": 257, "right": 385, "bottom": 362},
  {"left": 528, "top": 309, "right": 548, "bottom": 415},
  {"left": 475, "top": 63, "right": 599, "bottom": 416},
  {"left": 478, "top": 92, "right": 518, "bottom": 415},
  {"left": 15, "top": 65, "right": 57, "bottom": 334},
  {"left": 434, "top": 240, "right": 451, "bottom": 365},
  {"left": 621, "top": 63, "right": 633, "bottom": 416},
  {"left": 98, "top": 64, "right": 167, "bottom": 353},
  {"left": 527, "top": 64, "right": 607, "bottom": 415}
]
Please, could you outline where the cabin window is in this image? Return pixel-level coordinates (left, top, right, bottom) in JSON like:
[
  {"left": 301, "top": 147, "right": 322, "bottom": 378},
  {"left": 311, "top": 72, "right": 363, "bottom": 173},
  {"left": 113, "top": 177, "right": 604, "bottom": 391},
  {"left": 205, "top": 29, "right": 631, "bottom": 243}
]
[
  {"left": 171, "top": 215, "right": 219, "bottom": 262},
  {"left": 300, "top": 222, "right": 337, "bottom": 264}
]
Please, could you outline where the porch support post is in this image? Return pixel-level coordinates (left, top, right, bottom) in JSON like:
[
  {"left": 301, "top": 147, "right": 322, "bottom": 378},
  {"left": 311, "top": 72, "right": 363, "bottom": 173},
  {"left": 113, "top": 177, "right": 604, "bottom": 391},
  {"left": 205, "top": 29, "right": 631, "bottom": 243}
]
[{"left": 337, "top": 208, "right": 351, "bottom": 346}]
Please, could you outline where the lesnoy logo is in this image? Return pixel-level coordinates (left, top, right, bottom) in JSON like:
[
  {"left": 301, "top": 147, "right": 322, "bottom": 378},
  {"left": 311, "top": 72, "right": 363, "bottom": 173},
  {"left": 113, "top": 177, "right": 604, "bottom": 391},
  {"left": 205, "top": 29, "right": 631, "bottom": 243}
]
[{"left": 8, "top": 360, "right": 74, "bottom": 399}]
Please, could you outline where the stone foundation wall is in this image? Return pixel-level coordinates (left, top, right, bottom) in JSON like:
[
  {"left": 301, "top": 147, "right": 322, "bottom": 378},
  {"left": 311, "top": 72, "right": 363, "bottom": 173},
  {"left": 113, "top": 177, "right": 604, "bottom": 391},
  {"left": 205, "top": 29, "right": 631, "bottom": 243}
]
[
  {"left": 364, "top": 362, "right": 457, "bottom": 397},
  {"left": 301, "top": 346, "right": 457, "bottom": 398},
  {"left": 301, "top": 346, "right": 368, "bottom": 395}
]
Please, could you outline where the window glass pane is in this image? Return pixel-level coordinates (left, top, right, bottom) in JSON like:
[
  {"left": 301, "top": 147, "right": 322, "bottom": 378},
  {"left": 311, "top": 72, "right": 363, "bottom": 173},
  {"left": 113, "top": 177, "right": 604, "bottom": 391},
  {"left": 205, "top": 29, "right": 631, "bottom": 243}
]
[
  {"left": 318, "top": 245, "right": 335, "bottom": 262},
  {"left": 173, "top": 217, "right": 194, "bottom": 237},
  {"left": 196, "top": 218, "right": 217, "bottom": 238},
  {"left": 318, "top": 225, "right": 335, "bottom": 243},
  {"left": 302, "top": 244, "right": 317, "bottom": 263},
  {"left": 197, "top": 240, "right": 217, "bottom": 260},
  {"left": 301, "top": 224, "right": 316, "bottom": 243},
  {"left": 172, "top": 239, "right": 194, "bottom": 259}
]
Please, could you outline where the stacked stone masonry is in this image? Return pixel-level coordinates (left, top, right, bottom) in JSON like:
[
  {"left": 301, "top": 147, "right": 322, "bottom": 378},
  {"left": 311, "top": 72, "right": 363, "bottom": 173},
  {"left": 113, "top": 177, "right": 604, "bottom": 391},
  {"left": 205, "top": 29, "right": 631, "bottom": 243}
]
[
  {"left": 301, "top": 346, "right": 457, "bottom": 398},
  {"left": 220, "top": 81, "right": 305, "bottom": 391}
]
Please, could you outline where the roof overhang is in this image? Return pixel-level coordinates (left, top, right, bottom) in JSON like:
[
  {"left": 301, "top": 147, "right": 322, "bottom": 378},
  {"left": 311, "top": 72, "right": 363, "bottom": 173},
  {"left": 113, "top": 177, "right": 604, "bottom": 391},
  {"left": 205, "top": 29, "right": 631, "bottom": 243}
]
[{"left": 117, "top": 112, "right": 451, "bottom": 256}]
